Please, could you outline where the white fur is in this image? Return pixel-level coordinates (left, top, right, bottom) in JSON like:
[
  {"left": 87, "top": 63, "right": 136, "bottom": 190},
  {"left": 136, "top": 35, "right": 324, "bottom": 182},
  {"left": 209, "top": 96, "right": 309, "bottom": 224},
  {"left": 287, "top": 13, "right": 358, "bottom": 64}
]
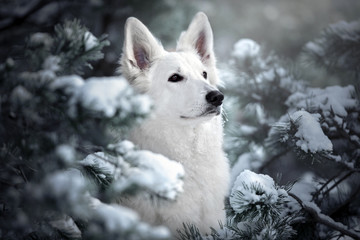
[{"left": 119, "top": 12, "right": 230, "bottom": 236}]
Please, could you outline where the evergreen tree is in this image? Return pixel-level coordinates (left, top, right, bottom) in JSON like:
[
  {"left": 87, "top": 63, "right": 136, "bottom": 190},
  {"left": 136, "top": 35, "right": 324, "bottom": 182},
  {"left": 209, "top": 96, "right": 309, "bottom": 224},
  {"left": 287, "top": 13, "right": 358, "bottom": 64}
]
[
  {"left": 0, "top": 20, "right": 184, "bottom": 239},
  {"left": 178, "top": 20, "right": 360, "bottom": 240}
]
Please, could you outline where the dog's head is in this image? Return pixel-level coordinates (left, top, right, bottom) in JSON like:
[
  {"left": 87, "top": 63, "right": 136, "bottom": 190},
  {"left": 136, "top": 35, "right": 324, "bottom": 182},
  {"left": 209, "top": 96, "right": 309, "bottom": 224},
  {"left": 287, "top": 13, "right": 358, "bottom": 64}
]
[{"left": 120, "top": 12, "right": 223, "bottom": 124}]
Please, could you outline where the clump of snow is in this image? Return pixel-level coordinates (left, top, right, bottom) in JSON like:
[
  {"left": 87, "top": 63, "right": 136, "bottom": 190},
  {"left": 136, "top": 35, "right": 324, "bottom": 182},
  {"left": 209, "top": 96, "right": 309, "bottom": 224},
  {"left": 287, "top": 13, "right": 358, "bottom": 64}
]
[
  {"left": 80, "top": 140, "right": 185, "bottom": 200},
  {"left": 41, "top": 169, "right": 89, "bottom": 216},
  {"left": 89, "top": 199, "right": 170, "bottom": 239},
  {"left": 286, "top": 85, "right": 357, "bottom": 117},
  {"left": 42, "top": 55, "right": 61, "bottom": 72},
  {"left": 232, "top": 39, "right": 260, "bottom": 59},
  {"left": 79, "top": 152, "right": 122, "bottom": 180},
  {"left": 291, "top": 110, "right": 333, "bottom": 153},
  {"left": 38, "top": 69, "right": 56, "bottom": 82},
  {"left": 56, "top": 144, "right": 76, "bottom": 164},
  {"left": 50, "top": 75, "right": 85, "bottom": 94},
  {"left": 124, "top": 150, "right": 185, "bottom": 200},
  {"left": 29, "top": 32, "right": 53, "bottom": 48},
  {"left": 230, "top": 170, "right": 288, "bottom": 214},
  {"left": 10, "top": 85, "right": 32, "bottom": 104},
  {"left": 68, "top": 76, "right": 152, "bottom": 118},
  {"left": 84, "top": 31, "right": 99, "bottom": 51},
  {"left": 305, "top": 42, "right": 325, "bottom": 57},
  {"left": 64, "top": 27, "right": 74, "bottom": 39},
  {"left": 108, "top": 140, "right": 135, "bottom": 155},
  {"left": 329, "top": 20, "right": 360, "bottom": 41}
]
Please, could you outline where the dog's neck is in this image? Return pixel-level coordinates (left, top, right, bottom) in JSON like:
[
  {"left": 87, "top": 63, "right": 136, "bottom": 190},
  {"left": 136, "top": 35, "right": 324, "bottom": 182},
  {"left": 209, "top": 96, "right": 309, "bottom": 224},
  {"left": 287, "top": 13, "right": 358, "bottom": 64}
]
[{"left": 129, "top": 115, "right": 224, "bottom": 165}]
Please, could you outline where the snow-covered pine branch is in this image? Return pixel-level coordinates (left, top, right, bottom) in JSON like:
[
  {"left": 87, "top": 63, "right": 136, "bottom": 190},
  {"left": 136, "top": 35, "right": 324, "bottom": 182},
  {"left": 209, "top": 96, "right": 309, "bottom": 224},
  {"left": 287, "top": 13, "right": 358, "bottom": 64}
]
[
  {"left": 79, "top": 140, "right": 185, "bottom": 201},
  {"left": 289, "top": 192, "right": 360, "bottom": 240},
  {"left": 0, "top": 19, "right": 181, "bottom": 239},
  {"left": 222, "top": 20, "right": 360, "bottom": 239}
]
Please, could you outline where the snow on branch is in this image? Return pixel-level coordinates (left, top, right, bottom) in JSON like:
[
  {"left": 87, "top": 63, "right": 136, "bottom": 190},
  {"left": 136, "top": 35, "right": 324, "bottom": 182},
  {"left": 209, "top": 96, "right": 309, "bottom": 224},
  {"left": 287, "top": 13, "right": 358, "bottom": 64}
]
[
  {"left": 290, "top": 110, "right": 332, "bottom": 154},
  {"left": 286, "top": 85, "right": 357, "bottom": 118},
  {"left": 86, "top": 198, "right": 170, "bottom": 240},
  {"left": 267, "top": 110, "right": 334, "bottom": 162},
  {"left": 80, "top": 140, "right": 185, "bottom": 200},
  {"left": 289, "top": 192, "right": 360, "bottom": 240},
  {"left": 50, "top": 75, "right": 152, "bottom": 120},
  {"left": 229, "top": 170, "right": 289, "bottom": 222}
]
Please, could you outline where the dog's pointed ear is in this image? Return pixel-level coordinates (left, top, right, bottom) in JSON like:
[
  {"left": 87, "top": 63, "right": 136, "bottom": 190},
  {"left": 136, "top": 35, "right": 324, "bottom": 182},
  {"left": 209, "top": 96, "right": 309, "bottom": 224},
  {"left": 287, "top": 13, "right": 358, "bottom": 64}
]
[
  {"left": 176, "top": 12, "right": 215, "bottom": 65},
  {"left": 121, "top": 17, "right": 164, "bottom": 73}
]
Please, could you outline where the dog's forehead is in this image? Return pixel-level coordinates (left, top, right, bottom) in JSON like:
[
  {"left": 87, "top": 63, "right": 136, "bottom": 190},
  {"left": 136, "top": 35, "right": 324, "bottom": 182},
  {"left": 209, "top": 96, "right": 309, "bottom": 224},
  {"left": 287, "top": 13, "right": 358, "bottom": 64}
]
[{"left": 159, "top": 51, "right": 204, "bottom": 71}]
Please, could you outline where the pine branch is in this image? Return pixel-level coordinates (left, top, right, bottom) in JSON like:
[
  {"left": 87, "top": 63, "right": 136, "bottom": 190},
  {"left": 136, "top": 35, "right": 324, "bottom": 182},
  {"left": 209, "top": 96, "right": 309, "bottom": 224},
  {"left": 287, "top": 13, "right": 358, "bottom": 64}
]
[
  {"left": 289, "top": 192, "right": 360, "bottom": 240},
  {"left": 176, "top": 223, "right": 204, "bottom": 240}
]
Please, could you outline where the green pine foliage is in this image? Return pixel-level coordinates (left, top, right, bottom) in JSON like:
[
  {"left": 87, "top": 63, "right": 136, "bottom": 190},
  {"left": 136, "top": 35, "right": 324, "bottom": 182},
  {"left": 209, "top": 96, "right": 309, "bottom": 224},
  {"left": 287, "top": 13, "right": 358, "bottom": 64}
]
[
  {"left": 179, "top": 19, "right": 360, "bottom": 240},
  {"left": 0, "top": 20, "right": 183, "bottom": 240},
  {"left": 220, "top": 20, "right": 360, "bottom": 240},
  {"left": 301, "top": 19, "right": 360, "bottom": 78}
]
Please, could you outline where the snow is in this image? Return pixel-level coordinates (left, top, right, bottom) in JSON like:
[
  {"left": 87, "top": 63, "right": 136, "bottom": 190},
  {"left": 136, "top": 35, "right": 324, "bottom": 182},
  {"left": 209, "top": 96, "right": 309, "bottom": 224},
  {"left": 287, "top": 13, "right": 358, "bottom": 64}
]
[
  {"left": 84, "top": 31, "right": 99, "bottom": 51},
  {"left": 94, "top": 202, "right": 139, "bottom": 231},
  {"left": 230, "top": 170, "right": 287, "bottom": 214},
  {"left": 108, "top": 140, "right": 135, "bottom": 155},
  {"left": 67, "top": 76, "right": 152, "bottom": 118},
  {"left": 329, "top": 20, "right": 360, "bottom": 41},
  {"left": 50, "top": 75, "right": 85, "bottom": 94},
  {"left": 56, "top": 144, "right": 76, "bottom": 164},
  {"left": 10, "top": 85, "right": 32, "bottom": 104},
  {"left": 38, "top": 69, "right": 56, "bottom": 82},
  {"left": 42, "top": 55, "right": 61, "bottom": 72},
  {"left": 286, "top": 85, "right": 357, "bottom": 117},
  {"left": 91, "top": 200, "right": 170, "bottom": 239},
  {"left": 239, "top": 125, "right": 258, "bottom": 135},
  {"left": 305, "top": 42, "right": 325, "bottom": 56},
  {"left": 79, "top": 152, "right": 121, "bottom": 178},
  {"left": 42, "top": 169, "right": 89, "bottom": 216},
  {"left": 29, "top": 32, "right": 53, "bottom": 48},
  {"left": 80, "top": 140, "right": 185, "bottom": 200},
  {"left": 232, "top": 39, "right": 261, "bottom": 59},
  {"left": 120, "top": 149, "right": 185, "bottom": 200},
  {"left": 291, "top": 110, "right": 333, "bottom": 153}
]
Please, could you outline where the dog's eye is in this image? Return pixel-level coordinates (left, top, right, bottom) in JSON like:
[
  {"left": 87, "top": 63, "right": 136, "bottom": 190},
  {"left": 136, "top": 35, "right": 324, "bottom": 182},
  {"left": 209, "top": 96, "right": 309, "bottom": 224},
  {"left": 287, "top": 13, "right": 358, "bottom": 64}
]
[
  {"left": 168, "top": 73, "right": 184, "bottom": 82},
  {"left": 202, "top": 71, "right": 207, "bottom": 79}
]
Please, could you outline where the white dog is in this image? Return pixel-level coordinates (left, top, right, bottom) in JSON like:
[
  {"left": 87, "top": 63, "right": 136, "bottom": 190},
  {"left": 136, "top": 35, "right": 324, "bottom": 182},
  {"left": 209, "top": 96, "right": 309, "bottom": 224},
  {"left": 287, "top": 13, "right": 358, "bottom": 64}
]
[{"left": 119, "top": 12, "right": 229, "bottom": 236}]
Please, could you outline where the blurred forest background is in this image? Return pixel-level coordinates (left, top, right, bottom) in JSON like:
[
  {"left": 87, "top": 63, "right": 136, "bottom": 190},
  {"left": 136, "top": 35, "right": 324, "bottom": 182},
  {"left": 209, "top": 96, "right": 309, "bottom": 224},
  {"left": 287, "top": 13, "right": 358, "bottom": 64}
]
[{"left": 1, "top": 0, "right": 359, "bottom": 82}]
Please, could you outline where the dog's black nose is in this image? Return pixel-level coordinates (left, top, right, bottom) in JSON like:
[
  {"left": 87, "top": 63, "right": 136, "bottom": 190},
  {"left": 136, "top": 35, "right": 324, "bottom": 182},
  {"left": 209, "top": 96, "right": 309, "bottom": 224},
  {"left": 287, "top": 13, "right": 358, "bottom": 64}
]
[{"left": 206, "top": 90, "right": 224, "bottom": 107}]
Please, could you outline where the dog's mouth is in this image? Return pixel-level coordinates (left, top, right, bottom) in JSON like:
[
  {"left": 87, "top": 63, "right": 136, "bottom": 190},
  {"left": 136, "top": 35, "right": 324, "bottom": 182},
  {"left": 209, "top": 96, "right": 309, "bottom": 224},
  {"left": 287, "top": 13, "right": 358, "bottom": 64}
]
[{"left": 180, "top": 107, "right": 221, "bottom": 120}]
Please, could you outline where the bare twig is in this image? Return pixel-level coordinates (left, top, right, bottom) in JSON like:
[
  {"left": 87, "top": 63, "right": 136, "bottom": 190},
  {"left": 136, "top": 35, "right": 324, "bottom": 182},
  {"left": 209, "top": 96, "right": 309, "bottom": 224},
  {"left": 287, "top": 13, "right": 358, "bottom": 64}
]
[
  {"left": 289, "top": 192, "right": 360, "bottom": 240},
  {"left": 312, "top": 173, "right": 339, "bottom": 201},
  {"left": 0, "top": 0, "right": 51, "bottom": 32},
  {"left": 321, "top": 170, "right": 356, "bottom": 198},
  {"left": 329, "top": 183, "right": 360, "bottom": 217}
]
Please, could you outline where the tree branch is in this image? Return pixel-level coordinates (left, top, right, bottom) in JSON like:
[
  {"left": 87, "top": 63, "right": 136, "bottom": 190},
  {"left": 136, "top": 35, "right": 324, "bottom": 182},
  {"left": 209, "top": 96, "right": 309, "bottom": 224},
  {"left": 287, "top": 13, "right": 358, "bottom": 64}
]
[
  {"left": 289, "top": 192, "right": 360, "bottom": 240},
  {"left": 259, "top": 149, "right": 289, "bottom": 172},
  {"left": 0, "top": 0, "right": 51, "bottom": 32},
  {"left": 321, "top": 170, "right": 356, "bottom": 198},
  {"left": 329, "top": 183, "right": 360, "bottom": 217}
]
